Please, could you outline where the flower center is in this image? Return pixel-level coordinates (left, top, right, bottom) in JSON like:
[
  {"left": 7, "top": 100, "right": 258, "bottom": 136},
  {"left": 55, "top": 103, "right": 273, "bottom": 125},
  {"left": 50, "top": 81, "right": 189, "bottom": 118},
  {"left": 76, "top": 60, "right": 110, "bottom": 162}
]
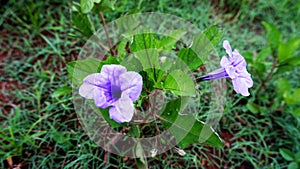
[{"left": 111, "top": 85, "right": 122, "bottom": 100}]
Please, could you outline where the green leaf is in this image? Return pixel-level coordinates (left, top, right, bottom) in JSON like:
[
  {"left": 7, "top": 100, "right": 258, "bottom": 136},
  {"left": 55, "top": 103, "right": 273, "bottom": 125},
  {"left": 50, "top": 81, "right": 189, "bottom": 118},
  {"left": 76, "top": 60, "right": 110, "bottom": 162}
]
[
  {"left": 256, "top": 46, "right": 272, "bottom": 62},
  {"left": 133, "top": 48, "right": 163, "bottom": 83},
  {"left": 128, "top": 125, "right": 140, "bottom": 138},
  {"left": 163, "top": 70, "right": 196, "bottom": 96},
  {"left": 280, "top": 148, "right": 295, "bottom": 161},
  {"left": 253, "top": 62, "right": 266, "bottom": 77},
  {"left": 288, "top": 162, "right": 298, "bottom": 169},
  {"left": 135, "top": 158, "right": 147, "bottom": 169},
  {"left": 159, "top": 30, "right": 186, "bottom": 50},
  {"left": 93, "top": 0, "right": 117, "bottom": 12},
  {"left": 242, "top": 51, "right": 254, "bottom": 64},
  {"left": 67, "top": 58, "right": 101, "bottom": 85},
  {"left": 116, "top": 14, "right": 140, "bottom": 37},
  {"left": 279, "top": 56, "right": 300, "bottom": 67},
  {"left": 246, "top": 102, "right": 261, "bottom": 114},
  {"left": 292, "top": 107, "right": 300, "bottom": 117},
  {"left": 134, "top": 142, "right": 148, "bottom": 169},
  {"left": 130, "top": 33, "right": 159, "bottom": 52},
  {"left": 72, "top": 2, "right": 95, "bottom": 37},
  {"left": 278, "top": 38, "right": 300, "bottom": 62},
  {"left": 277, "top": 78, "right": 291, "bottom": 97},
  {"left": 295, "top": 151, "right": 300, "bottom": 162},
  {"left": 202, "top": 25, "right": 223, "bottom": 47},
  {"left": 51, "top": 86, "right": 72, "bottom": 98},
  {"left": 67, "top": 56, "right": 118, "bottom": 85},
  {"left": 189, "top": 25, "right": 223, "bottom": 67},
  {"left": 134, "top": 49, "right": 159, "bottom": 70},
  {"left": 262, "top": 21, "right": 282, "bottom": 50},
  {"left": 285, "top": 88, "right": 300, "bottom": 105},
  {"left": 160, "top": 98, "right": 223, "bottom": 148},
  {"left": 176, "top": 48, "right": 203, "bottom": 71},
  {"left": 80, "top": 0, "right": 95, "bottom": 13}
]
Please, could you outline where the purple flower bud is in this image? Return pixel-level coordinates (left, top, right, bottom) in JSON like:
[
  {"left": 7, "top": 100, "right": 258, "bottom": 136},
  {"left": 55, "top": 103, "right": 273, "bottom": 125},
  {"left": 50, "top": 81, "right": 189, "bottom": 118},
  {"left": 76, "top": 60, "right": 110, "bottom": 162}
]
[
  {"left": 199, "top": 40, "right": 253, "bottom": 96},
  {"left": 79, "top": 64, "right": 143, "bottom": 123}
]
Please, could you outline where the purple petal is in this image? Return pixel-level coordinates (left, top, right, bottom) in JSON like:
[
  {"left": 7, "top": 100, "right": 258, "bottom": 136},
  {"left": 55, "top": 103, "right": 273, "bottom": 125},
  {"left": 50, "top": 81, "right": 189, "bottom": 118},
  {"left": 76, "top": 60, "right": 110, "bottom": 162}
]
[
  {"left": 225, "top": 65, "right": 238, "bottom": 79},
  {"left": 232, "top": 50, "right": 246, "bottom": 68},
  {"left": 79, "top": 83, "right": 96, "bottom": 99},
  {"left": 120, "top": 71, "right": 143, "bottom": 102},
  {"left": 232, "top": 76, "right": 253, "bottom": 96},
  {"left": 223, "top": 40, "right": 232, "bottom": 57},
  {"left": 94, "top": 87, "right": 111, "bottom": 108},
  {"left": 79, "top": 73, "right": 100, "bottom": 99},
  {"left": 220, "top": 56, "right": 231, "bottom": 67},
  {"left": 109, "top": 93, "right": 134, "bottom": 123},
  {"left": 100, "top": 64, "right": 127, "bottom": 87}
]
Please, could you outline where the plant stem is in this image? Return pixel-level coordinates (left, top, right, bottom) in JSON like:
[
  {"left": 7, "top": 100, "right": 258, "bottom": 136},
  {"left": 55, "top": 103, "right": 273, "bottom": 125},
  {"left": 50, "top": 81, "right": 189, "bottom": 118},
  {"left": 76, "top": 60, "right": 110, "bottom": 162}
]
[
  {"left": 256, "top": 60, "right": 277, "bottom": 95},
  {"left": 99, "top": 11, "right": 116, "bottom": 56}
]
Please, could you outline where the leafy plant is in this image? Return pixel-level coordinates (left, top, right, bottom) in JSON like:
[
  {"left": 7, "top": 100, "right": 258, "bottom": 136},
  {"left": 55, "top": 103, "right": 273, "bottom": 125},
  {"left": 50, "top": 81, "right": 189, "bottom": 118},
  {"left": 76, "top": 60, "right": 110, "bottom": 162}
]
[
  {"left": 279, "top": 148, "right": 300, "bottom": 169},
  {"left": 246, "top": 21, "right": 300, "bottom": 117}
]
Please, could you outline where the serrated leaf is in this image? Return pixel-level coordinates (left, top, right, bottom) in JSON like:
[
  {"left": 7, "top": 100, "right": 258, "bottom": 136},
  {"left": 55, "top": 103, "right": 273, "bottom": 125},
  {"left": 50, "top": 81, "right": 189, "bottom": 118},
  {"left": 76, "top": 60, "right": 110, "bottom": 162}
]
[
  {"left": 160, "top": 98, "right": 223, "bottom": 148},
  {"left": 280, "top": 148, "right": 295, "bottom": 161},
  {"left": 278, "top": 38, "right": 300, "bottom": 62},
  {"left": 163, "top": 70, "right": 195, "bottom": 96},
  {"left": 256, "top": 46, "right": 272, "bottom": 62},
  {"left": 262, "top": 21, "right": 282, "bottom": 50}
]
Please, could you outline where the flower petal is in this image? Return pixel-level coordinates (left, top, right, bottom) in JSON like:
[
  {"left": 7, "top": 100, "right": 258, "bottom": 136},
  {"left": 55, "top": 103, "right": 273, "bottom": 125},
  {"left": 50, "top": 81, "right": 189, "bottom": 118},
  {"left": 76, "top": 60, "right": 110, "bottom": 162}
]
[
  {"left": 225, "top": 65, "right": 238, "bottom": 79},
  {"left": 79, "top": 73, "right": 100, "bottom": 99},
  {"left": 232, "top": 49, "right": 246, "bottom": 68},
  {"left": 100, "top": 64, "right": 127, "bottom": 87},
  {"left": 223, "top": 40, "right": 232, "bottom": 57},
  {"left": 79, "top": 83, "right": 96, "bottom": 99},
  {"left": 120, "top": 71, "right": 143, "bottom": 102},
  {"left": 232, "top": 78, "right": 251, "bottom": 96},
  {"left": 94, "top": 87, "right": 111, "bottom": 108},
  {"left": 109, "top": 93, "right": 134, "bottom": 123},
  {"left": 220, "top": 56, "right": 231, "bottom": 67}
]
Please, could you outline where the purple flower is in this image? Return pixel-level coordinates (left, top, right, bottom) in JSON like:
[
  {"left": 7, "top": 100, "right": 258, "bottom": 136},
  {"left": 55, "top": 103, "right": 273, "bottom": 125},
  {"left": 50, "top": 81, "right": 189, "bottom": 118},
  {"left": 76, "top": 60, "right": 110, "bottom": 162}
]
[
  {"left": 199, "top": 40, "right": 253, "bottom": 96},
  {"left": 79, "top": 64, "right": 143, "bottom": 123}
]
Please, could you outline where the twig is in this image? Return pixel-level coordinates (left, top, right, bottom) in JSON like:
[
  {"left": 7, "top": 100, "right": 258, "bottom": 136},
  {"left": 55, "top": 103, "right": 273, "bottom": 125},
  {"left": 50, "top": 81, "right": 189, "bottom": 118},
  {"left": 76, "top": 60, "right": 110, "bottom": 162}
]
[
  {"left": 256, "top": 60, "right": 277, "bottom": 95},
  {"left": 99, "top": 12, "right": 115, "bottom": 56}
]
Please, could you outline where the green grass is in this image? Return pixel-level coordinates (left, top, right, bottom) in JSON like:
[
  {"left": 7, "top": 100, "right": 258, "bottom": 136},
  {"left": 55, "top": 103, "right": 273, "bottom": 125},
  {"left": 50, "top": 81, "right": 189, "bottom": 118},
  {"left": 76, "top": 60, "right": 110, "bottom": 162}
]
[{"left": 1, "top": 0, "right": 300, "bottom": 168}]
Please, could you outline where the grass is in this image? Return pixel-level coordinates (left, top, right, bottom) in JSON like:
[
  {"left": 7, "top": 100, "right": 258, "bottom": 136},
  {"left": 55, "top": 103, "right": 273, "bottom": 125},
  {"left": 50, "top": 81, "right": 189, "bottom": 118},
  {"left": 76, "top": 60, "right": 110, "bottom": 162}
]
[{"left": 1, "top": 0, "right": 300, "bottom": 168}]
